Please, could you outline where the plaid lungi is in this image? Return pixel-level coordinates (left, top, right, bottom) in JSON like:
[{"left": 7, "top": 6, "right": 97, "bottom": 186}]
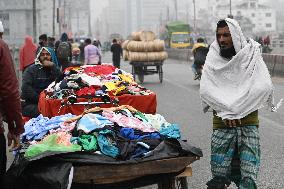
[{"left": 211, "top": 126, "right": 260, "bottom": 189}]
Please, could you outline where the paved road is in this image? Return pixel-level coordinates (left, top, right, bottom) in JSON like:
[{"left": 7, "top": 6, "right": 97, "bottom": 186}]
[{"left": 6, "top": 52, "right": 284, "bottom": 189}]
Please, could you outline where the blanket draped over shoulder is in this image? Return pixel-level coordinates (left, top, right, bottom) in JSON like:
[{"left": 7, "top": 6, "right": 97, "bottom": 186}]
[{"left": 200, "top": 18, "right": 277, "bottom": 120}]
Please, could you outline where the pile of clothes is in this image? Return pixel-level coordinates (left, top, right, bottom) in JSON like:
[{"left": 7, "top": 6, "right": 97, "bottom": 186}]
[
  {"left": 21, "top": 105, "right": 181, "bottom": 160},
  {"left": 45, "top": 64, "right": 153, "bottom": 100}
]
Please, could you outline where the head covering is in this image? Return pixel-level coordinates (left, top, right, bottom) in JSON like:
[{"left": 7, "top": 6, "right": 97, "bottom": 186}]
[
  {"left": 60, "top": 33, "right": 68, "bottom": 42},
  {"left": 19, "top": 36, "right": 37, "bottom": 71},
  {"left": 200, "top": 18, "right": 280, "bottom": 120},
  {"left": 0, "top": 20, "right": 4, "bottom": 33},
  {"left": 35, "top": 47, "right": 60, "bottom": 68}
]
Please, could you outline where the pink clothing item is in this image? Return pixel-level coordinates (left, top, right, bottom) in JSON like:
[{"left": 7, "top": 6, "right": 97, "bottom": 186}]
[
  {"left": 56, "top": 132, "right": 72, "bottom": 146},
  {"left": 84, "top": 44, "right": 101, "bottom": 65},
  {"left": 19, "top": 36, "right": 37, "bottom": 71},
  {"left": 102, "top": 110, "right": 156, "bottom": 133}
]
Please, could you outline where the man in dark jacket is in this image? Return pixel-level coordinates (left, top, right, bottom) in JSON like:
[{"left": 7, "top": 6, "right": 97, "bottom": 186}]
[
  {"left": 21, "top": 47, "right": 61, "bottom": 118},
  {"left": 0, "top": 20, "right": 24, "bottom": 187},
  {"left": 110, "top": 39, "right": 123, "bottom": 68}
]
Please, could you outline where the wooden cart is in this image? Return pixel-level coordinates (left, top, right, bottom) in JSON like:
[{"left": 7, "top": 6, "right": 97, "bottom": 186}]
[
  {"left": 72, "top": 155, "right": 199, "bottom": 189},
  {"left": 130, "top": 61, "right": 164, "bottom": 83}
]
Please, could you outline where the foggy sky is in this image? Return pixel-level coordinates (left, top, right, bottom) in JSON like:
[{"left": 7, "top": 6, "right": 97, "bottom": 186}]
[{"left": 90, "top": 0, "right": 270, "bottom": 22}]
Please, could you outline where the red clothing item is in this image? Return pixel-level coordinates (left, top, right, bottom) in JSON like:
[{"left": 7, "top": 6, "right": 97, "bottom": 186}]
[
  {"left": 83, "top": 65, "right": 116, "bottom": 76},
  {"left": 75, "top": 86, "right": 98, "bottom": 97},
  {"left": 19, "top": 36, "right": 37, "bottom": 71},
  {"left": 0, "top": 39, "right": 24, "bottom": 135}
]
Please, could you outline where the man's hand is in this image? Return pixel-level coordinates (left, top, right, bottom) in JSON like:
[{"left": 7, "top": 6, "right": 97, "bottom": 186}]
[
  {"left": 7, "top": 132, "right": 20, "bottom": 151},
  {"left": 223, "top": 119, "right": 242, "bottom": 127},
  {"left": 42, "top": 60, "right": 54, "bottom": 67}
]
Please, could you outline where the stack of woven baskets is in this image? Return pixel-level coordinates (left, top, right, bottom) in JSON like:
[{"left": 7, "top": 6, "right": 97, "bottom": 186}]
[{"left": 122, "top": 31, "right": 168, "bottom": 62}]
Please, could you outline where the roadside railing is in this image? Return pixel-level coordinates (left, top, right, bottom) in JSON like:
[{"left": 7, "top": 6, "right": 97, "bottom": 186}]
[
  {"left": 166, "top": 49, "right": 284, "bottom": 77},
  {"left": 262, "top": 53, "right": 284, "bottom": 77}
]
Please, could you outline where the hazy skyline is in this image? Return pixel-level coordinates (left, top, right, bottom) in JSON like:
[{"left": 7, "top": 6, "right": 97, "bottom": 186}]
[{"left": 90, "top": 0, "right": 270, "bottom": 25}]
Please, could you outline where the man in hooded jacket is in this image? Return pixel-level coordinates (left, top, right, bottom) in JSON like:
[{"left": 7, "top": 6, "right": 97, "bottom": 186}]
[
  {"left": 200, "top": 18, "right": 277, "bottom": 189},
  {"left": 21, "top": 47, "right": 61, "bottom": 118}
]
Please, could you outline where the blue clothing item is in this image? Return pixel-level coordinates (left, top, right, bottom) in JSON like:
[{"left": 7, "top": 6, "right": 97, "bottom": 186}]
[
  {"left": 22, "top": 114, "right": 75, "bottom": 141},
  {"left": 130, "top": 145, "right": 149, "bottom": 159},
  {"left": 159, "top": 124, "right": 181, "bottom": 139},
  {"left": 77, "top": 113, "right": 114, "bottom": 134},
  {"left": 97, "top": 130, "right": 119, "bottom": 158},
  {"left": 191, "top": 64, "right": 197, "bottom": 74},
  {"left": 120, "top": 128, "right": 160, "bottom": 140},
  {"left": 95, "top": 90, "right": 105, "bottom": 96},
  {"left": 47, "top": 47, "right": 60, "bottom": 68},
  {"left": 36, "top": 47, "right": 60, "bottom": 68}
]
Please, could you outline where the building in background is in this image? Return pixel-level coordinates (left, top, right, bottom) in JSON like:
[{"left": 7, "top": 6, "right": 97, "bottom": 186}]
[
  {"left": 0, "top": 0, "right": 90, "bottom": 46},
  {"left": 212, "top": 0, "right": 276, "bottom": 36},
  {"left": 0, "top": 0, "right": 34, "bottom": 45},
  {"left": 60, "top": 0, "right": 90, "bottom": 40}
]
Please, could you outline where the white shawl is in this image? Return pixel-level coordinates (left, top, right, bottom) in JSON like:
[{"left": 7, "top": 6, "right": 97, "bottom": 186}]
[{"left": 200, "top": 18, "right": 279, "bottom": 120}]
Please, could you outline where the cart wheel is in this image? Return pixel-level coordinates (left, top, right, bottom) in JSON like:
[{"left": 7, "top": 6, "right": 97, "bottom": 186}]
[
  {"left": 138, "top": 74, "right": 144, "bottom": 83},
  {"left": 175, "top": 177, "right": 188, "bottom": 189},
  {"left": 132, "top": 65, "right": 136, "bottom": 81},
  {"left": 159, "top": 65, "right": 163, "bottom": 83}
]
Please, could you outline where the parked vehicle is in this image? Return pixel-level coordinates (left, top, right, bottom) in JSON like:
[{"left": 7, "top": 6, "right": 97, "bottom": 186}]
[{"left": 165, "top": 21, "right": 193, "bottom": 49}]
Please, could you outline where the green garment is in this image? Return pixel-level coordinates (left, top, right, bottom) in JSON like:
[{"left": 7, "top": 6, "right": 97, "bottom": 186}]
[
  {"left": 213, "top": 110, "right": 259, "bottom": 129},
  {"left": 77, "top": 134, "right": 98, "bottom": 151},
  {"left": 25, "top": 134, "right": 82, "bottom": 158}
]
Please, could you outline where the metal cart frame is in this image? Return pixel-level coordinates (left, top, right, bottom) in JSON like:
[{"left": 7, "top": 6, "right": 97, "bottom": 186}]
[{"left": 130, "top": 61, "right": 164, "bottom": 83}]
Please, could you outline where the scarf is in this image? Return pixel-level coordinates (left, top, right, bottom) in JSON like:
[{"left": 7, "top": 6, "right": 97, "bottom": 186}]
[{"left": 200, "top": 18, "right": 281, "bottom": 120}]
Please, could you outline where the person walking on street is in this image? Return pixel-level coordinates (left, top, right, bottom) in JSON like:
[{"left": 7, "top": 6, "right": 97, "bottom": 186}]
[
  {"left": 21, "top": 47, "right": 61, "bottom": 118},
  {"left": 55, "top": 33, "right": 72, "bottom": 71},
  {"left": 0, "top": 20, "right": 24, "bottom": 187},
  {"left": 200, "top": 18, "right": 278, "bottom": 189},
  {"left": 19, "top": 36, "right": 37, "bottom": 72},
  {"left": 84, "top": 38, "right": 101, "bottom": 65},
  {"left": 110, "top": 39, "right": 123, "bottom": 68}
]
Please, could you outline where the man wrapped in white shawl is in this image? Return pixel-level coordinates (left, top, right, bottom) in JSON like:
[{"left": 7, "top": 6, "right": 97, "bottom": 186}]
[
  {"left": 200, "top": 19, "right": 277, "bottom": 120},
  {"left": 200, "top": 18, "right": 279, "bottom": 189}
]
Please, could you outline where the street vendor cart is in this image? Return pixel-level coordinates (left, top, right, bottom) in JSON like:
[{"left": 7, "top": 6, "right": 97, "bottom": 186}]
[
  {"left": 72, "top": 155, "right": 200, "bottom": 189},
  {"left": 6, "top": 105, "right": 202, "bottom": 189},
  {"left": 6, "top": 142, "right": 201, "bottom": 189},
  {"left": 130, "top": 61, "right": 164, "bottom": 83}
]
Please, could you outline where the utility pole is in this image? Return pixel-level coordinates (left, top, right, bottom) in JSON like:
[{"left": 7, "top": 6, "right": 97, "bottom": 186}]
[
  {"left": 193, "top": 0, "right": 196, "bottom": 32},
  {"left": 88, "top": 0, "right": 92, "bottom": 37},
  {"left": 32, "top": 0, "right": 37, "bottom": 42},
  {"left": 229, "top": 0, "right": 233, "bottom": 18},
  {"left": 52, "top": 0, "right": 56, "bottom": 36},
  {"left": 174, "top": 0, "right": 178, "bottom": 21},
  {"left": 166, "top": 6, "right": 170, "bottom": 22},
  {"left": 58, "top": 0, "right": 61, "bottom": 35}
]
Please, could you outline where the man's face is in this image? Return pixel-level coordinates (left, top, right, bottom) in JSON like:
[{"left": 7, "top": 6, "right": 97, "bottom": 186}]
[
  {"left": 39, "top": 49, "right": 51, "bottom": 63},
  {"left": 217, "top": 26, "right": 233, "bottom": 50}
]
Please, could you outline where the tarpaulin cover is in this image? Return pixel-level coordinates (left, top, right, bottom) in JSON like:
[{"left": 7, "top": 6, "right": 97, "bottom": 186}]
[{"left": 38, "top": 92, "right": 157, "bottom": 117}]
